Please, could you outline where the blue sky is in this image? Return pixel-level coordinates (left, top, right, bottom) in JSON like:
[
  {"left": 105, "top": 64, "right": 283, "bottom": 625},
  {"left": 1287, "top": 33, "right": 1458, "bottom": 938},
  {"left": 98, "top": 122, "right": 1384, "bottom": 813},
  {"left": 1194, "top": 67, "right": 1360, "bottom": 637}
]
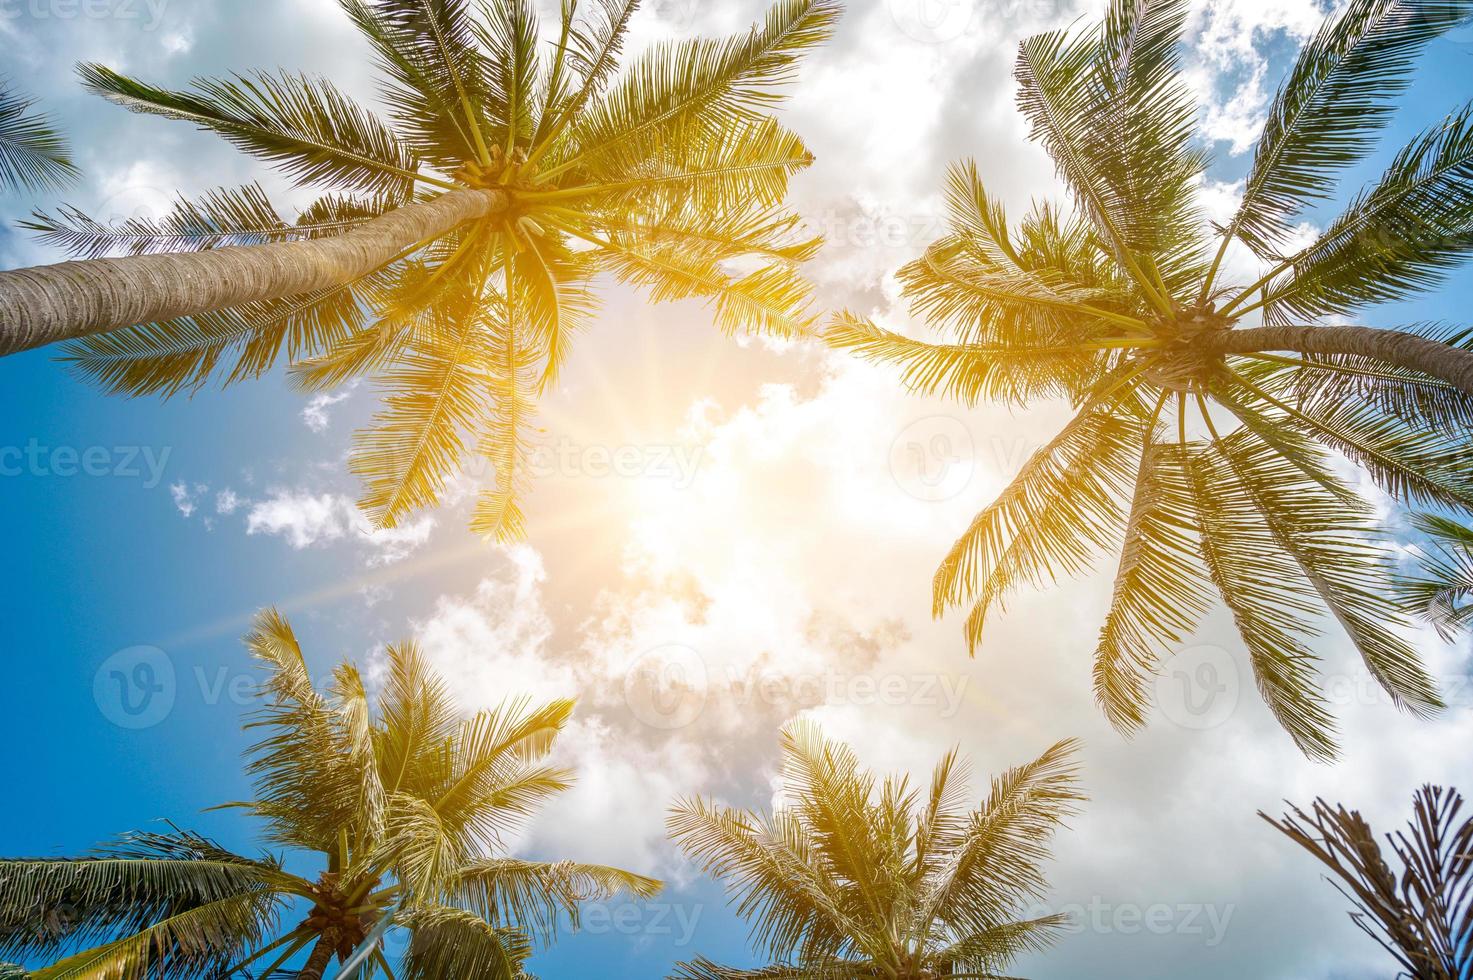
[{"left": 2, "top": 0, "right": 1472, "bottom": 977}]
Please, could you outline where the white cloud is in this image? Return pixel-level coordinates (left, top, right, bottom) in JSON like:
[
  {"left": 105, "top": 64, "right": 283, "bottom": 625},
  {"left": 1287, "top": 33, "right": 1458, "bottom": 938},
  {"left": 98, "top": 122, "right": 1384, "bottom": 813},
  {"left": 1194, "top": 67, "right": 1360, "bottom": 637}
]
[
  {"left": 237, "top": 489, "right": 436, "bottom": 565},
  {"left": 301, "top": 389, "right": 353, "bottom": 433},
  {"left": 215, "top": 489, "right": 243, "bottom": 515},
  {"left": 169, "top": 481, "right": 205, "bottom": 518}
]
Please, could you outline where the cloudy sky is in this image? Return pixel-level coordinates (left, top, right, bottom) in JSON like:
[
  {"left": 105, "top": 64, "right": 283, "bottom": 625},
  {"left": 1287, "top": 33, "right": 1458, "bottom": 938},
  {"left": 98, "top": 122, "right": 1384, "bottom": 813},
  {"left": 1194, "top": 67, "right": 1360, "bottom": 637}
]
[{"left": 2, "top": 0, "right": 1472, "bottom": 977}]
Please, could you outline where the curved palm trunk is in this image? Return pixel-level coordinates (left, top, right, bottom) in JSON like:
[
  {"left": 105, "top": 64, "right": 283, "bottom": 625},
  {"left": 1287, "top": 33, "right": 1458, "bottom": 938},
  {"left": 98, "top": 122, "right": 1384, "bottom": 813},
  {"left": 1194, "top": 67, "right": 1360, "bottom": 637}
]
[
  {"left": 298, "top": 935, "right": 338, "bottom": 980},
  {"left": 1215, "top": 324, "right": 1473, "bottom": 396},
  {"left": 0, "top": 188, "right": 506, "bottom": 357}
]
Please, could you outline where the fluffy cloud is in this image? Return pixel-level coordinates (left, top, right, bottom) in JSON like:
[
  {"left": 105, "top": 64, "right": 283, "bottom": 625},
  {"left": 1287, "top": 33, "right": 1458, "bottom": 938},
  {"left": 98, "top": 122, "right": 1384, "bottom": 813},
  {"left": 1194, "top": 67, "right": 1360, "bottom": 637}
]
[{"left": 244, "top": 489, "right": 435, "bottom": 565}]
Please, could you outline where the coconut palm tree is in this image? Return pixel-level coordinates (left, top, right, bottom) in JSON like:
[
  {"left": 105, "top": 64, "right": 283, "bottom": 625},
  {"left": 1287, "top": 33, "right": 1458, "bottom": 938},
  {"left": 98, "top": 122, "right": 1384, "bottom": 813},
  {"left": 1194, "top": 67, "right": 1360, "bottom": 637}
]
[
  {"left": 667, "top": 722, "right": 1081, "bottom": 979},
  {"left": 0, "top": 609, "right": 660, "bottom": 979},
  {"left": 0, "top": 0, "right": 836, "bottom": 537},
  {"left": 0, "top": 82, "right": 79, "bottom": 192},
  {"left": 1263, "top": 786, "right": 1473, "bottom": 979},
  {"left": 830, "top": 0, "right": 1473, "bottom": 759}
]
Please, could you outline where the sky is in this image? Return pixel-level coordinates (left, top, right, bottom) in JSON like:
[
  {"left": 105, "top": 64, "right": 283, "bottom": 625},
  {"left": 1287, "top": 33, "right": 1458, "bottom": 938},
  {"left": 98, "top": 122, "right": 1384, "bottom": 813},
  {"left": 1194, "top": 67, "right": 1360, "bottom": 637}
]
[{"left": 1, "top": 0, "right": 1472, "bottom": 977}]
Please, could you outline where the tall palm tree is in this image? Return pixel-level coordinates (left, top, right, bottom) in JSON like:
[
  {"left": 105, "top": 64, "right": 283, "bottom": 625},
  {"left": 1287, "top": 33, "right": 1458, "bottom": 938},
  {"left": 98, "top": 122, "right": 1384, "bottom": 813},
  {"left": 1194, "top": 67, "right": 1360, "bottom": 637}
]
[
  {"left": 1263, "top": 786, "right": 1473, "bottom": 979},
  {"left": 0, "top": 82, "right": 79, "bottom": 192},
  {"left": 831, "top": 0, "right": 1473, "bottom": 758},
  {"left": 667, "top": 722, "right": 1082, "bottom": 979},
  {"left": 0, "top": 609, "right": 660, "bottom": 979},
  {"left": 0, "top": 0, "right": 836, "bottom": 537}
]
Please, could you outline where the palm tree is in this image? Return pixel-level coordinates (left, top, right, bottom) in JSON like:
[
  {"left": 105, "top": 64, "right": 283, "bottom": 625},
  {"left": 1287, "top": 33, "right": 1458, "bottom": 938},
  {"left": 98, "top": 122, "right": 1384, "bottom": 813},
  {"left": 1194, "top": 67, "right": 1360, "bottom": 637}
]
[
  {"left": 831, "top": 0, "right": 1473, "bottom": 758},
  {"left": 667, "top": 722, "right": 1082, "bottom": 979},
  {"left": 0, "top": 609, "right": 660, "bottom": 979},
  {"left": 1394, "top": 513, "right": 1473, "bottom": 639},
  {"left": 0, "top": 82, "right": 79, "bottom": 192},
  {"left": 1263, "top": 786, "right": 1473, "bottom": 978},
  {"left": 0, "top": 0, "right": 836, "bottom": 537}
]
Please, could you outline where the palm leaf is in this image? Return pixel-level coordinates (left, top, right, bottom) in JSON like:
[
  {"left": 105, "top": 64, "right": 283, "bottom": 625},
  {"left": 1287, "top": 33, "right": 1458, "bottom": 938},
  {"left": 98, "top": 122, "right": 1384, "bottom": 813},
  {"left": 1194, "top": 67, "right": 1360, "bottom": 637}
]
[
  {"left": 1225, "top": 0, "right": 1473, "bottom": 254},
  {"left": 0, "top": 83, "right": 79, "bottom": 191}
]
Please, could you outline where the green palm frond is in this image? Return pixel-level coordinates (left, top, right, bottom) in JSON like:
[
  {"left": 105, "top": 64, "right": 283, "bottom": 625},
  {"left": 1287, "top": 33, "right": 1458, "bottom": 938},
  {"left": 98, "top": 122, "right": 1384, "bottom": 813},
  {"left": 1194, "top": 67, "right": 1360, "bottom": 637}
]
[
  {"left": 397, "top": 906, "right": 533, "bottom": 980},
  {"left": 1263, "top": 103, "right": 1473, "bottom": 321},
  {"left": 470, "top": 302, "right": 540, "bottom": 541},
  {"left": 1223, "top": 0, "right": 1473, "bottom": 255},
  {"left": 1094, "top": 437, "right": 1212, "bottom": 733},
  {"left": 444, "top": 858, "right": 661, "bottom": 944},
  {"left": 352, "top": 289, "right": 495, "bottom": 528},
  {"left": 1187, "top": 439, "right": 1339, "bottom": 760},
  {"left": 22, "top": 183, "right": 387, "bottom": 260},
  {"left": 825, "top": 312, "right": 1109, "bottom": 406},
  {"left": 1394, "top": 513, "right": 1473, "bottom": 639},
  {"left": 79, "top": 64, "right": 429, "bottom": 198},
  {"left": 0, "top": 832, "right": 287, "bottom": 965},
  {"left": 8, "top": 609, "right": 657, "bottom": 979},
  {"left": 560, "top": 0, "right": 839, "bottom": 174},
  {"left": 0, "top": 84, "right": 79, "bottom": 192},
  {"left": 933, "top": 403, "right": 1142, "bottom": 652},
  {"left": 1206, "top": 420, "right": 1441, "bottom": 716},
  {"left": 28, "top": 891, "right": 278, "bottom": 980}
]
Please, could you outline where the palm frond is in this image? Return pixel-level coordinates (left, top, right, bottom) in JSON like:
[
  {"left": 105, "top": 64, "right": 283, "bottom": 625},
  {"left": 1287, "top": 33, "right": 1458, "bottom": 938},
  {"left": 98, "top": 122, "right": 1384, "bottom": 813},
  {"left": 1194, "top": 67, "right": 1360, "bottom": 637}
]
[
  {"left": 396, "top": 906, "right": 533, "bottom": 980},
  {"left": 825, "top": 312, "right": 1108, "bottom": 406},
  {"left": 1263, "top": 786, "right": 1473, "bottom": 978},
  {"left": 79, "top": 63, "right": 426, "bottom": 198},
  {"left": 1224, "top": 0, "right": 1473, "bottom": 255},
  {"left": 1186, "top": 441, "right": 1339, "bottom": 760},
  {"left": 22, "top": 183, "right": 387, "bottom": 260},
  {"left": 0, "top": 84, "right": 79, "bottom": 192},
  {"left": 1094, "top": 437, "right": 1213, "bottom": 733},
  {"left": 1263, "top": 103, "right": 1473, "bottom": 320}
]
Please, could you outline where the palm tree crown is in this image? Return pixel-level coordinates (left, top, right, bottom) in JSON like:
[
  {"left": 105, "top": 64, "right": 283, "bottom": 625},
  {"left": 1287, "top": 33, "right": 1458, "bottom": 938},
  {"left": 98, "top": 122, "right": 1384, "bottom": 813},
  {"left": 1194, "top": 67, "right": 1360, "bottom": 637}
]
[
  {"left": 832, "top": 0, "right": 1473, "bottom": 759},
  {"left": 667, "top": 723, "right": 1082, "bottom": 979},
  {"left": 0, "top": 609, "right": 659, "bottom": 979},
  {"left": 15, "top": 0, "right": 836, "bottom": 538}
]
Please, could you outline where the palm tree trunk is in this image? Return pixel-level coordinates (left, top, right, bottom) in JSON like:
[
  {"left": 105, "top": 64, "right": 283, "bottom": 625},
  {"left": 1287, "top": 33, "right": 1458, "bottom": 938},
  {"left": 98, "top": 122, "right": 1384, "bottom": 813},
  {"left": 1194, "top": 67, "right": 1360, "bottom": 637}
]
[
  {"left": 298, "top": 935, "right": 338, "bottom": 980},
  {"left": 1214, "top": 324, "right": 1473, "bottom": 396},
  {"left": 0, "top": 187, "right": 506, "bottom": 358}
]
